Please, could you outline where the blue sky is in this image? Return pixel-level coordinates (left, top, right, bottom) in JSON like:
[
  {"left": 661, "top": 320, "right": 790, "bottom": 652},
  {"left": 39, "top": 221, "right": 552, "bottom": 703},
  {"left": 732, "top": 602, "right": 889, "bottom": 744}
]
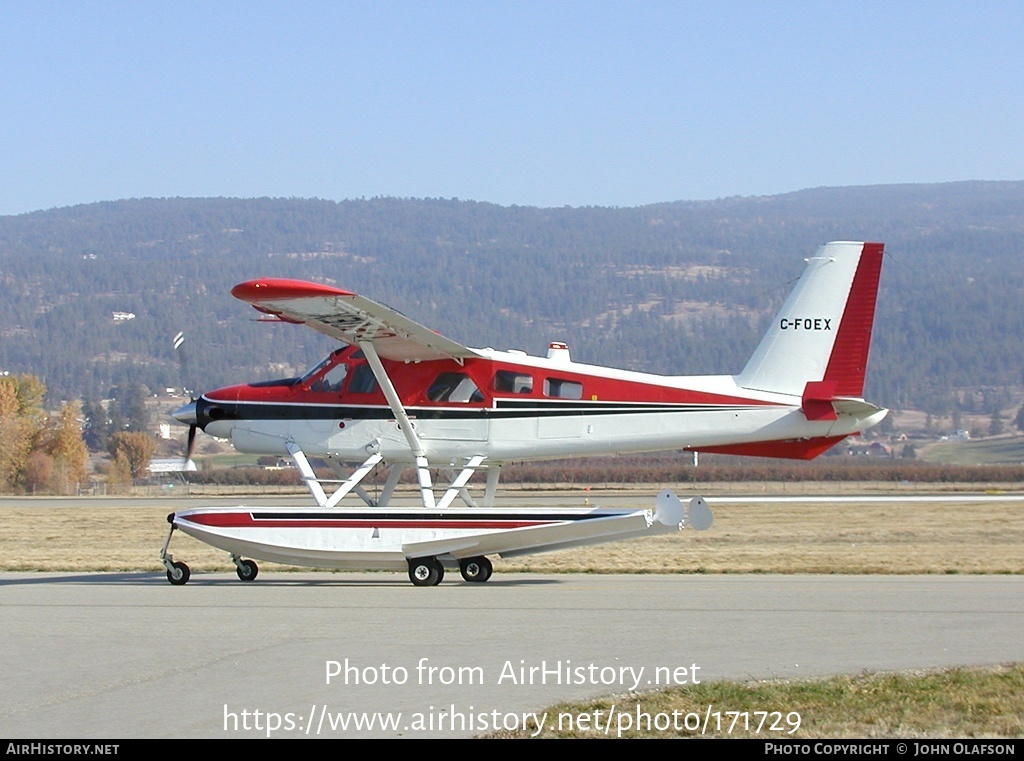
[{"left": 2, "top": 1, "right": 1022, "bottom": 215}]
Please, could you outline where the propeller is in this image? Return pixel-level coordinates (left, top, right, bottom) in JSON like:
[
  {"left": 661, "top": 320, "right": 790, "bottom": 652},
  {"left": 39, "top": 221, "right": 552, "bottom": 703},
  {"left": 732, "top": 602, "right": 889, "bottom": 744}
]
[
  {"left": 172, "top": 332, "right": 199, "bottom": 463},
  {"left": 172, "top": 331, "right": 192, "bottom": 398},
  {"left": 171, "top": 398, "right": 199, "bottom": 456}
]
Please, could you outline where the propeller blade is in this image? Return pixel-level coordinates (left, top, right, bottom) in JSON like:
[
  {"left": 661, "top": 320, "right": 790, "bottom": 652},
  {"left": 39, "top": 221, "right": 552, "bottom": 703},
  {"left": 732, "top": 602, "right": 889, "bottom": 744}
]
[
  {"left": 172, "top": 330, "right": 193, "bottom": 399},
  {"left": 172, "top": 332, "right": 200, "bottom": 464}
]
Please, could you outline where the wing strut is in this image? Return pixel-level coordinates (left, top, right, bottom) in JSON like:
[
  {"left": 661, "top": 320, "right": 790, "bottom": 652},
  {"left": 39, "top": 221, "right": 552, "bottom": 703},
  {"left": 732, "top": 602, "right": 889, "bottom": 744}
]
[
  {"left": 436, "top": 455, "right": 486, "bottom": 509},
  {"left": 378, "top": 464, "right": 405, "bottom": 506},
  {"left": 323, "top": 453, "right": 385, "bottom": 508},
  {"left": 358, "top": 340, "right": 436, "bottom": 509},
  {"left": 483, "top": 465, "right": 501, "bottom": 508},
  {"left": 287, "top": 442, "right": 386, "bottom": 509},
  {"left": 286, "top": 442, "right": 329, "bottom": 507}
]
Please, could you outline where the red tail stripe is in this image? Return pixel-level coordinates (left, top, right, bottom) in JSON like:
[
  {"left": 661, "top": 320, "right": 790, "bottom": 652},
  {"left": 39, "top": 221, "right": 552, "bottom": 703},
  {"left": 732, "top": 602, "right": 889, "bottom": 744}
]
[{"left": 822, "top": 242, "right": 884, "bottom": 397}]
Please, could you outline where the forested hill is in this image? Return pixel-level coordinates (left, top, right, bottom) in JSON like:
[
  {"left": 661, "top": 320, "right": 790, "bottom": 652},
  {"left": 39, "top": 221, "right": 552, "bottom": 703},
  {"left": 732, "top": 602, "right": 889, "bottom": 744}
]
[{"left": 1, "top": 181, "right": 1022, "bottom": 416}]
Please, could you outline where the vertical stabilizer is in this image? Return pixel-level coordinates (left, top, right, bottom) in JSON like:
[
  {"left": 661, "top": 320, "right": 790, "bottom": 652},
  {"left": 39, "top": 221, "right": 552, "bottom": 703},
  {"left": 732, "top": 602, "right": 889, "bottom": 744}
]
[{"left": 736, "top": 241, "right": 884, "bottom": 398}]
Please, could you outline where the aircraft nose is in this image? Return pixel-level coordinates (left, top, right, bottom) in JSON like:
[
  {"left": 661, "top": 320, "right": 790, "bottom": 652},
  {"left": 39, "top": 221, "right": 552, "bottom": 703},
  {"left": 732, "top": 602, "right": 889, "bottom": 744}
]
[{"left": 172, "top": 400, "right": 198, "bottom": 426}]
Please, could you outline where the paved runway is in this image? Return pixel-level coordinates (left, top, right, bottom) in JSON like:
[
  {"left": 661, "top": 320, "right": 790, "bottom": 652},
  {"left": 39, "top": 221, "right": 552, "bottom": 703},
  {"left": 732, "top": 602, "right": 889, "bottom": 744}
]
[{"left": 2, "top": 572, "right": 1022, "bottom": 738}]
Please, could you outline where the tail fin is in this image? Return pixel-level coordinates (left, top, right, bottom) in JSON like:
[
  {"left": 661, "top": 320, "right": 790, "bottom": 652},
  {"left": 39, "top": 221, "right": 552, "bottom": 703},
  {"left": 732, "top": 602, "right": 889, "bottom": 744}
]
[{"left": 735, "top": 241, "right": 884, "bottom": 401}]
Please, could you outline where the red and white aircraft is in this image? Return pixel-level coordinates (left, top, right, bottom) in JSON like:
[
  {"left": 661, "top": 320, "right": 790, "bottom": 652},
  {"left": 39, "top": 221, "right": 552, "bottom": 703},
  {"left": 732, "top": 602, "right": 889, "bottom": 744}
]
[{"left": 162, "top": 240, "right": 885, "bottom": 586}]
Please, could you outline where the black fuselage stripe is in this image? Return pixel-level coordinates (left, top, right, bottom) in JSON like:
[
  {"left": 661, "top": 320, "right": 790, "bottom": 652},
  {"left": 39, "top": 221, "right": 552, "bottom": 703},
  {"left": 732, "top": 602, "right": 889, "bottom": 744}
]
[
  {"left": 198, "top": 399, "right": 770, "bottom": 422},
  {"left": 253, "top": 511, "right": 616, "bottom": 521}
]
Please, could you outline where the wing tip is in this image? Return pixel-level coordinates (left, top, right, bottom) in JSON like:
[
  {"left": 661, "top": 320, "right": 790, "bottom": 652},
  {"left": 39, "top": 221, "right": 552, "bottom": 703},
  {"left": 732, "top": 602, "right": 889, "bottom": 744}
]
[{"left": 232, "top": 278, "right": 355, "bottom": 304}]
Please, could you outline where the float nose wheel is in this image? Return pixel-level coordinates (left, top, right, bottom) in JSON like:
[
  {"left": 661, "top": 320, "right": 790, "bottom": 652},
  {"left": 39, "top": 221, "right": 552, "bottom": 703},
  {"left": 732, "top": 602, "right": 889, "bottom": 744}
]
[
  {"left": 166, "top": 561, "right": 191, "bottom": 585},
  {"left": 160, "top": 518, "right": 191, "bottom": 585},
  {"left": 408, "top": 557, "right": 444, "bottom": 586},
  {"left": 459, "top": 556, "right": 493, "bottom": 582}
]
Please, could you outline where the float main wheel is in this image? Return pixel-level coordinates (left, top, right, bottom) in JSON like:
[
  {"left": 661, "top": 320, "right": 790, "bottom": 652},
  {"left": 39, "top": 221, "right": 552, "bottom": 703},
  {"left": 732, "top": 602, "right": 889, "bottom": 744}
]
[
  {"left": 408, "top": 557, "right": 444, "bottom": 586},
  {"left": 459, "top": 556, "right": 493, "bottom": 582}
]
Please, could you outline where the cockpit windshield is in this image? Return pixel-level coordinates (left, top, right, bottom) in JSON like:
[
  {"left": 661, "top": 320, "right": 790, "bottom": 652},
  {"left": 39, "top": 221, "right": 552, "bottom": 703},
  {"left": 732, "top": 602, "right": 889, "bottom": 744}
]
[
  {"left": 297, "top": 354, "right": 334, "bottom": 386},
  {"left": 296, "top": 349, "right": 375, "bottom": 394}
]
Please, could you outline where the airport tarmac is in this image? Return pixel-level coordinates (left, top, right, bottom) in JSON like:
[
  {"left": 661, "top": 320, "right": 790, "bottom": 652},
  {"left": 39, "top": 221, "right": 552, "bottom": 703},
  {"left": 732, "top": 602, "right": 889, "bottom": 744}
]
[{"left": 2, "top": 571, "right": 1022, "bottom": 738}]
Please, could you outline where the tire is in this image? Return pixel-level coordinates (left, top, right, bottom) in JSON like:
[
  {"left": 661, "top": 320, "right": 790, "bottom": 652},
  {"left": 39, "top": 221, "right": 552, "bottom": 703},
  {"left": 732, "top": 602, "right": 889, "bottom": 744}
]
[
  {"left": 236, "top": 559, "right": 259, "bottom": 581},
  {"left": 408, "top": 557, "right": 443, "bottom": 587},
  {"left": 166, "top": 561, "right": 191, "bottom": 586},
  {"left": 459, "top": 556, "right": 493, "bottom": 583}
]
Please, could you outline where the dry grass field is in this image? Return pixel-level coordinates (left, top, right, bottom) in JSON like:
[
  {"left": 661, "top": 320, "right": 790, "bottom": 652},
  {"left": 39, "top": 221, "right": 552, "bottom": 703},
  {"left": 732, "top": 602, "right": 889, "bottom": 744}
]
[
  {"left": 2, "top": 484, "right": 1022, "bottom": 574},
  {"left": 489, "top": 664, "right": 1024, "bottom": 738}
]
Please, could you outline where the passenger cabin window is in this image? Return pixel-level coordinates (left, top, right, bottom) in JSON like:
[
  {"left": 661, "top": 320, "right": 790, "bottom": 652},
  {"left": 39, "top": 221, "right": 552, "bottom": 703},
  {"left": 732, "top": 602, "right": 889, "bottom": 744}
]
[
  {"left": 427, "top": 372, "right": 483, "bottom": 403},
  {"left": 347, "top": 363, "right": 379, "bottom": 394},
  {"left": 494, "top": 370, "right": 533, "bottom": 394},
  {"left": 544, "top": 377, "right": 583, "bottom": 400}
]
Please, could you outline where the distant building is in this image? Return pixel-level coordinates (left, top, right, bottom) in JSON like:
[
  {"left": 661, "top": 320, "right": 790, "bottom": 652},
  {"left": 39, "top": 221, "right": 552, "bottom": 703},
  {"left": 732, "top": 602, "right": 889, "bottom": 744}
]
[
  {"left": 112, "top": 311, "right": 136, "bottom": 322},
  {"left": 846, "top": 440, "right": 893, "bottom": 457},
  {"left": 149, "top": 458, "right": 197, "bottom": 473}
]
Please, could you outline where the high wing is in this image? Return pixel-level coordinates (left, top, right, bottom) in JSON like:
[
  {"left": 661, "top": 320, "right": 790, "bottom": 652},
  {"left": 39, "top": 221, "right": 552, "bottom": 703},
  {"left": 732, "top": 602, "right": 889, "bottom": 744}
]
[{"left": 231, "top": 278, "right": 481, "bottom": 362}]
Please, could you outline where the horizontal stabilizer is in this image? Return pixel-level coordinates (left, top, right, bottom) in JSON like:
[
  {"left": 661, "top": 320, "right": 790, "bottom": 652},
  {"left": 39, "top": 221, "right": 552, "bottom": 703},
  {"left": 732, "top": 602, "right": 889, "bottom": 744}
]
[
  {"left": 831, "top": 398, "right": 888, "bottom": 418},
  {"left": 801, "top": 381, "right": 889, "bottom": 423},
  {"left": 802, "top": 380, "right": 839, "bottom": 421}
]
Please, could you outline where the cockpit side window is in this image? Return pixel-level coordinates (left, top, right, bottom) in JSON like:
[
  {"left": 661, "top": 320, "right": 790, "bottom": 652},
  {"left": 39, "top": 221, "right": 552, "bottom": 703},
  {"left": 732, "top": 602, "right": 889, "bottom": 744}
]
[
  {"left": 427, "top": 372, "right": 483, "bottom": 403},
  {"left": 347, "top": 363, "right": 379, "bottom": 394}
]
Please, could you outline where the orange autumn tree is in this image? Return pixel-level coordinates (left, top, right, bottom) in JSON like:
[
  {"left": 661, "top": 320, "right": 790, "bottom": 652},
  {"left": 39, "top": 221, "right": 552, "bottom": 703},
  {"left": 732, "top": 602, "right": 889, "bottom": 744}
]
[
  {"left": 47, "top": 400, "right": 90, "bottom": 494},
  {"left": 107, "top": 430, "right": 157, "bottom": 480},
  {"left": 0, "top": 375, "right": 48, "bottom": 493}
]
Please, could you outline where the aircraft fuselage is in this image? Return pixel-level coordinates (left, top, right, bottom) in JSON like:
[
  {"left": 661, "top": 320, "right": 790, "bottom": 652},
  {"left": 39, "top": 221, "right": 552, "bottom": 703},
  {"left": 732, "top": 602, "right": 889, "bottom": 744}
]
[{"left": 196, "top": 345, "right": 884, "bottom": 463}]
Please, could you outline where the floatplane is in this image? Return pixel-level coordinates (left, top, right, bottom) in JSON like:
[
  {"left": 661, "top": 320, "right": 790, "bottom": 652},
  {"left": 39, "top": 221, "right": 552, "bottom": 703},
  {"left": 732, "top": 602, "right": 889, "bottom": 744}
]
[{"left": 160, "top": 241, "right": 885, "bottom": 586}]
